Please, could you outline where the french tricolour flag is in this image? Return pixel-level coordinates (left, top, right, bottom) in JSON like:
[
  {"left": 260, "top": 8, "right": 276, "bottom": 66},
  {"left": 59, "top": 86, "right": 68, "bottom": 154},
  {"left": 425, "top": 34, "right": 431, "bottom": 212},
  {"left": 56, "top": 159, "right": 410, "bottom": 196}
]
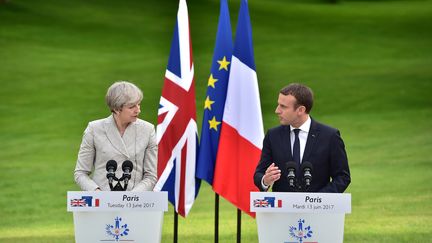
[{"left": 212, "top": 0, "right": 264, "bottom": 217}]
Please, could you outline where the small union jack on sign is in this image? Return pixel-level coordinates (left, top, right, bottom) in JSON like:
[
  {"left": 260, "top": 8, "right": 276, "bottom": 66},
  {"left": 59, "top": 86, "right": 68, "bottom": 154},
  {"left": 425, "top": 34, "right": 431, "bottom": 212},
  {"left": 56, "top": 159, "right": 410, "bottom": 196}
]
[
  {"left": 70, "top": 199, "right": 86, "bottom": 207},
  {"left": 254, "top": 199, "right": 269, "bottom": 207}
]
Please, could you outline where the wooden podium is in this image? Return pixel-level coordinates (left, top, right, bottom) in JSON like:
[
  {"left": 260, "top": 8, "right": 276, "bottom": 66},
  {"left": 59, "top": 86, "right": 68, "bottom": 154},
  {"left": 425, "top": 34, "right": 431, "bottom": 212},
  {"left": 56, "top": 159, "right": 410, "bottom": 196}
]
[
  {"left": 251, "top": 192, "right": 351, "bottom": 243},
  {"left": 67, "top": 191, "right": 168, "bottom": 243}
]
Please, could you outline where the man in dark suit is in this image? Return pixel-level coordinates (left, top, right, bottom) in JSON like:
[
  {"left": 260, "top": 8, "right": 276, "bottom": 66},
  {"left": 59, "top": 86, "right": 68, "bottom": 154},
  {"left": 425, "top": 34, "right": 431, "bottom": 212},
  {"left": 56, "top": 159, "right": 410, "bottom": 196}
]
[{"left": 254, "top": 83, "right": 350, "bottom": 192}]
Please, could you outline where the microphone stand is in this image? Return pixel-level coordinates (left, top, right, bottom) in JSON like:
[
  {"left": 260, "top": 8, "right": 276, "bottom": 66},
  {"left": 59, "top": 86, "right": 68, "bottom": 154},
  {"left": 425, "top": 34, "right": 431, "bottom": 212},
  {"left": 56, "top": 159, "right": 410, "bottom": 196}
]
[
  {"left": 117, "top": 174, "right": 129, "bottom": 191},
  {"left": 123, "top": 177, "right": 129, "bottom": 191},
  {"left": 107, "top": 161, "right": 134, "bottom": 191},
  {"left": 112, "top": 181, "right": 124, "bottom": 191},
  {"left": 108, "top": 176, "right": 127, "bottom": 191}
]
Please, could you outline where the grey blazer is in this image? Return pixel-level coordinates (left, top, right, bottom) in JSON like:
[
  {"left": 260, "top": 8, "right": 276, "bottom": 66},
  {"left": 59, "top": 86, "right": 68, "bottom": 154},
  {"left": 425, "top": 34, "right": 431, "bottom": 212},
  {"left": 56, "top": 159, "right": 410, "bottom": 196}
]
[{"left": 74, "top": 115, "right": 157, "bottom": 191}]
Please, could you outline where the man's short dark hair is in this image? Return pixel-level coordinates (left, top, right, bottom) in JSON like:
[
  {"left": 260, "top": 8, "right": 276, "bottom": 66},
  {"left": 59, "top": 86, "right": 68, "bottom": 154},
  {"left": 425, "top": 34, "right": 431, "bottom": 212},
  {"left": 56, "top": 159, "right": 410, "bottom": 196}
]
[{"left": 280, "top": 83, "right": 314, "bottom": 113}]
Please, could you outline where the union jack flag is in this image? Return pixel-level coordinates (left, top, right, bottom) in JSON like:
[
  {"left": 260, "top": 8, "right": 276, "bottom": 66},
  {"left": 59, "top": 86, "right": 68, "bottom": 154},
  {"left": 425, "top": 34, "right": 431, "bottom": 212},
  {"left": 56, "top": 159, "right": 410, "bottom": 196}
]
[
  {"left": 254, "top": 199, "right": 269, "bottom": 208},
  {"left": 70, "top": 199, "right": 86, "bottom": 207},
  {"left": 153, "top": 0, "right": 198, "bottom": 217}
]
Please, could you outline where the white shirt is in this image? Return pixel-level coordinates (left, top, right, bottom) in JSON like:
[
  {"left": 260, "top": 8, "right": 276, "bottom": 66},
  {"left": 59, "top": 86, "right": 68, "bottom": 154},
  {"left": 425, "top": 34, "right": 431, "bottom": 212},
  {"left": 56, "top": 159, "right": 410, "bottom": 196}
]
[{"left": 290, "top": 116, "right": 311, "bottom": 164}]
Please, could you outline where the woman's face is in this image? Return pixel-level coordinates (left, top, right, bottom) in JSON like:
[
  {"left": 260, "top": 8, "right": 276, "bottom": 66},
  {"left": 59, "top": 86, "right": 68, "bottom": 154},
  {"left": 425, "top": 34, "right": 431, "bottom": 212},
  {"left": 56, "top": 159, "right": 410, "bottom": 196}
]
[{"left": 117, "top": 103, "right": 141, "bottom": 124}]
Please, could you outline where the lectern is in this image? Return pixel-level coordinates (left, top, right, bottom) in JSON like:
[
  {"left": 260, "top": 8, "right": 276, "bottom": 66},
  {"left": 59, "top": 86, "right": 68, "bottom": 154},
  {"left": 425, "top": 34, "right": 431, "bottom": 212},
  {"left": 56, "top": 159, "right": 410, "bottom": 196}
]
[
  {"left": 251, "top": 192, "right": 351, "bottom": 243},
  {"left": 67, "top": 191, "right": 168, "bottom": 243}
]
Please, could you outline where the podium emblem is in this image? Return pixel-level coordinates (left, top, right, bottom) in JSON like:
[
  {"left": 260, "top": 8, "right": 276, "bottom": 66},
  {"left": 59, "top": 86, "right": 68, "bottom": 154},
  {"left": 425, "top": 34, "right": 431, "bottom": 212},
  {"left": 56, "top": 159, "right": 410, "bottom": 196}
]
[
  {"left": 105, "top": 217, "right": 131, "bottom": 242},
  {"left": 70, "top": 196, "right": 99, "bottom": 207},
  {"left": 253, "top": 197, "right": 282, "bottom": 208},
  {"left": 287, "top": 219, "right": 314, "bottom": 243}
]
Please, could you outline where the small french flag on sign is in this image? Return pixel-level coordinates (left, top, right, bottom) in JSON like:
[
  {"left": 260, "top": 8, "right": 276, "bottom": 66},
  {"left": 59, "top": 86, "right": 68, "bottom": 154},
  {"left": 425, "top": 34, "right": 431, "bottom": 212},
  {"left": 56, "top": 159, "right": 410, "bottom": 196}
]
[
  {"left": 261, "top": 197, "right": 282, "bottom": 208},
  {"left": 81, "top": 196, "right": 99, "bottom": 207},
  {"left": 94, "top": 198, "right": 100, "bottom": 207}
]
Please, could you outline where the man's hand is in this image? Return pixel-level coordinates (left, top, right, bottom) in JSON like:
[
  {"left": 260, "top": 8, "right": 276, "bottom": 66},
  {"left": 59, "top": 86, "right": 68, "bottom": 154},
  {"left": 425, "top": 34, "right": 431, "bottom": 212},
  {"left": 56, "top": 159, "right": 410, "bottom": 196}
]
[{"left": 263, "top": 163, "right": 281, "bottom": 187}]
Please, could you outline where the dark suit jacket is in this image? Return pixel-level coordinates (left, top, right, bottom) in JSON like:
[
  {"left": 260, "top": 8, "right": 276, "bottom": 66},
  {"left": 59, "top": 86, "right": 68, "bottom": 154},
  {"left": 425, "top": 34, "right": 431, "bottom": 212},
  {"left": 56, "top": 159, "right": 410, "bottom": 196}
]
[{"left": 254, "top": 118, "right": 350, "bottom": 193}]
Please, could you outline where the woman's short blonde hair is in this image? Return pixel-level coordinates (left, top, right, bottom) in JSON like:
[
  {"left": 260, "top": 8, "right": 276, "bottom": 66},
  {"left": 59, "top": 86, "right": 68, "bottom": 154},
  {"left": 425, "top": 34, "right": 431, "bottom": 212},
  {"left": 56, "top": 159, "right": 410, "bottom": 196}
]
[{"left": 105, "top": 81, "right": 143, "bottom": 112}]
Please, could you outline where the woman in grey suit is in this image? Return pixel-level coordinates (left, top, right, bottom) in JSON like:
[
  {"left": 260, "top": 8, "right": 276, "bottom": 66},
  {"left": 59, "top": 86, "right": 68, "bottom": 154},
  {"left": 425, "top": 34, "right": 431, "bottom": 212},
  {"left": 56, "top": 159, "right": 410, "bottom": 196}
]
[{"left": 74, "top": 81, "right": 157, "bottom": 191}]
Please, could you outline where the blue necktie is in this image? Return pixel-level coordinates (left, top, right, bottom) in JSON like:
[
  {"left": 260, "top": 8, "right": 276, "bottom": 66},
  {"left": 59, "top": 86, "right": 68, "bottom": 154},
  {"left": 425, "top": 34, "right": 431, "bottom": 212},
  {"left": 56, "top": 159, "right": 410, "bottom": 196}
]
[{"left": 293, "top": 129, "right": 301, "bottom": 166}]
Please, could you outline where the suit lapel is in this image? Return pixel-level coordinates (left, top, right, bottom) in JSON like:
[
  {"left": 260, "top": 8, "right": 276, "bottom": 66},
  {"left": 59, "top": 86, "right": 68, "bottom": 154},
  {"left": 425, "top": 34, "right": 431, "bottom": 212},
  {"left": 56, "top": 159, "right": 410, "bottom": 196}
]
[
  {"left": 282, "top": 126, "right": 293, "bottom": 161},
  {"left": 104, "top": 115, "right": 130, "bottom": 158},
  {"left": 302, "top": 119, "right": 319, "bottom": 163},
  {"left": 123, "top": 122, "right": 137, "bottom": 158}
]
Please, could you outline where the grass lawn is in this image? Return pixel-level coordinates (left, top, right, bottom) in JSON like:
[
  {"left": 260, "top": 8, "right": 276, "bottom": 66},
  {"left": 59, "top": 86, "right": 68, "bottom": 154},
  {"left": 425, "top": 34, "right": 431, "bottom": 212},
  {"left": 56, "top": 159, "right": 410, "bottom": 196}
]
[{"left": 0, "top": 0, "right": 431, "bottom": 242}]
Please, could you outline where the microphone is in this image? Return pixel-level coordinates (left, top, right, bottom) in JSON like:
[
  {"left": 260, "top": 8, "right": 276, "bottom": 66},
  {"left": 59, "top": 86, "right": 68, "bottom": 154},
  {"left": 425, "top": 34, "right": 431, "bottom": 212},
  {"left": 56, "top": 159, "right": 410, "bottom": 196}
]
[
  {"left": 122, "top": 160, "right": 134, "bottom": 188},
  {"left": 106, "top": 160, "right": 117, "bottom": 185},
  {"left": 301, "top": 161, "right": 313, "bottom": 189},
  {"left": 285, "top": 161, "right": 298, "bottom": 188}
]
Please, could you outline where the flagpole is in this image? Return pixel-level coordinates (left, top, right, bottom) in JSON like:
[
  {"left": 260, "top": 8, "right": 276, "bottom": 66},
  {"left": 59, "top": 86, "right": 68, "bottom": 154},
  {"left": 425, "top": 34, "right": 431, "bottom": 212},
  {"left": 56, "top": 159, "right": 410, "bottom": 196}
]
[
  {"left": 237, "top": 209, "right": 241, "bottom": 243},
  {"left": 174, "top": 212, "right": 178, "bottom": 243},
  {"left": 215, "top": 193, "right": 219, "bottom": 243}
]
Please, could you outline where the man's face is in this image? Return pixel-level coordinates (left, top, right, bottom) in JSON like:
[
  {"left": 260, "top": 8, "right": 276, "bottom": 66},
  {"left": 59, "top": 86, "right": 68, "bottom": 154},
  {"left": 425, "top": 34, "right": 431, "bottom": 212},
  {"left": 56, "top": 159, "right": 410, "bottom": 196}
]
[{"left": 275, "top": 94, "right": 301, "bottom": 126}]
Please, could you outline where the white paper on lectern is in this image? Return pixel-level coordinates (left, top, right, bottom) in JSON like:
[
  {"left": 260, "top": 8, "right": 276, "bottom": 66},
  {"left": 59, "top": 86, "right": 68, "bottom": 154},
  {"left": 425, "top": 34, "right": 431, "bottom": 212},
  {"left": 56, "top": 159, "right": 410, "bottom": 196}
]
[{"left": 250, "top": 192, "right": 351, "bottom": 213}]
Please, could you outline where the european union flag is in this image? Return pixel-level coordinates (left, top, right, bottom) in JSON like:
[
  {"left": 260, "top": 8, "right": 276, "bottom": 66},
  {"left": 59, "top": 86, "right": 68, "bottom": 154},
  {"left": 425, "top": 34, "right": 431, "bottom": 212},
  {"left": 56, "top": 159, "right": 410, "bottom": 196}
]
[{"left": 196, "top": 0, "right": 233, "bottom": 185}]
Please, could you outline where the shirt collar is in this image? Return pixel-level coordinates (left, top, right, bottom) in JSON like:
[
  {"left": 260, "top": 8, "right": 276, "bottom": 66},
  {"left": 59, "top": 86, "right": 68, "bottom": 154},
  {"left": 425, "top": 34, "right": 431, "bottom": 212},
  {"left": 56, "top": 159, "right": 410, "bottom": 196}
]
[{"left": 290, "top": 116, "right": 311, "bottom": 133}]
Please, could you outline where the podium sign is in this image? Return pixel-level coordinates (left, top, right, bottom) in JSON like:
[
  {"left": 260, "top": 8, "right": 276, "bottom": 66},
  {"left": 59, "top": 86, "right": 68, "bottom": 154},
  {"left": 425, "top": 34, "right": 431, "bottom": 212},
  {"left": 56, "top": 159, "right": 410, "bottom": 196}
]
[
  {"left": 251, "top": 192, "right": 351, "bottom": 243},
  {"left": 67, "top": 191, "right": 168, "bottom": 243}
]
